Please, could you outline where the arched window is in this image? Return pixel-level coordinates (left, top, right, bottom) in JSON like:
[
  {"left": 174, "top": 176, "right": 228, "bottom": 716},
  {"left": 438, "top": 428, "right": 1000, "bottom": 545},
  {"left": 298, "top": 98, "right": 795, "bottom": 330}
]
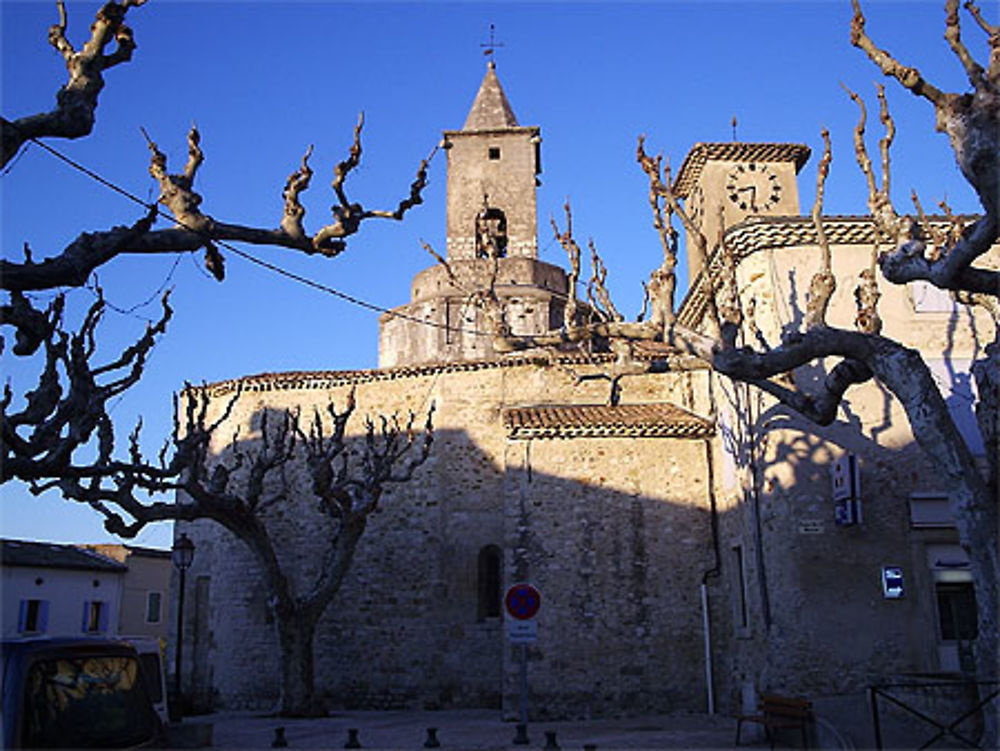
[
  {"left": 477, "top": 545, "right": 503, "bottom": 620},
  {"left": 475, "top": 207, "right": 508, "bottom": 258}
]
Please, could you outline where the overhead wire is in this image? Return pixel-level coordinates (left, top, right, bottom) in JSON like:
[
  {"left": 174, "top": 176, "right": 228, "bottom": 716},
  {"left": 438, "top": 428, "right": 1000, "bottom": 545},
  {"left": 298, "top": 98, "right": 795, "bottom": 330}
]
[
  {"left": 5, "top": 121, "right": 600, "bottom": 342},
  {"left": 11, "top": 129, "right": 503, "bottom": 336}
]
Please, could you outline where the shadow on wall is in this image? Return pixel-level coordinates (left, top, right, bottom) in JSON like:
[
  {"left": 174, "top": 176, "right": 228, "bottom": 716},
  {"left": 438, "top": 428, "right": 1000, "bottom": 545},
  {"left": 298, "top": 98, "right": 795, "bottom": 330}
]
[
  {"left": 176, "top": 416, "right": 720, "bottom": 718},
  {"left": 714, "top": 288, "right": 987, "bottom": 745},
  {"left": 174, "top": 378, "right": 981, "bottom": 731}
]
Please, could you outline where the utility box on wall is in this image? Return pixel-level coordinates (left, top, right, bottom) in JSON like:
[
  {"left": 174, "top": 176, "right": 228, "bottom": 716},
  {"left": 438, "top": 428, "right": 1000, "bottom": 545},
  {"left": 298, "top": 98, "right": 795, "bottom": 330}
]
[{"left": 881, "top": 566, "right": 905, "bottom": 599}]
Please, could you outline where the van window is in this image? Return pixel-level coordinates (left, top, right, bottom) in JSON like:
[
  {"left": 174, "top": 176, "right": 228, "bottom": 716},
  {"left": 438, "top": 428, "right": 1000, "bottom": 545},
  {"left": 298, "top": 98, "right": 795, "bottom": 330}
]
[
  {"left": 22, "top": 655, "right": 157, "bottom": 748},
  {"left": 138, "top": 651, "right": 164, "bottom": 704}
]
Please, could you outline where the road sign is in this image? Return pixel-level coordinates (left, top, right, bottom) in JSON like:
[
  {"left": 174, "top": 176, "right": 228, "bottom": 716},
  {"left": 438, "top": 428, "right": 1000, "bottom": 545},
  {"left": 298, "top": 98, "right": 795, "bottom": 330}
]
[
  {"left": 505, "top": 583, "right": 541, "bottom": 620},
  {"left": 507, "top": 619, "right": 538, "bottom": 644}
]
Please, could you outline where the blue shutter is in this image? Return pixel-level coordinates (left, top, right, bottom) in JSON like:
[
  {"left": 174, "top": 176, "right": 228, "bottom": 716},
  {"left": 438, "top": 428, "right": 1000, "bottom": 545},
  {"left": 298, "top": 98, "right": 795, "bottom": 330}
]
[
  {"left": 38, "top": 601, "right": 49, "bottom": 633},
  {"left": 98, "top": 601, "right": 109, "bottom": 633},
  {"left": 17, "top": 600, "right": 28, "bottom": 632},
  {"left": 81, "top": 601, "right": 91, "bottom": 632}
]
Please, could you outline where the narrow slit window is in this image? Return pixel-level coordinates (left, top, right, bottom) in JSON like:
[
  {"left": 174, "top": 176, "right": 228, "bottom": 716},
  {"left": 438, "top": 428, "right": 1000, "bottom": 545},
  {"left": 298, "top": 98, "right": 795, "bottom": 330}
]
[
  {"left": 477, "top": 545, "right": 502, "bottom": 620},
  {"left": 146, "top": 591, "right": 162, "bottom": 623}
]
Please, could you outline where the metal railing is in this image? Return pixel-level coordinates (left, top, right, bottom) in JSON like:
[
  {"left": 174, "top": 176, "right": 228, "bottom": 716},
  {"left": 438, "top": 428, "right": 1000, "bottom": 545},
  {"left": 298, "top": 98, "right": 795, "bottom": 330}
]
[{"left": 869, "top": 680, "right": 998, "bottom": 749}]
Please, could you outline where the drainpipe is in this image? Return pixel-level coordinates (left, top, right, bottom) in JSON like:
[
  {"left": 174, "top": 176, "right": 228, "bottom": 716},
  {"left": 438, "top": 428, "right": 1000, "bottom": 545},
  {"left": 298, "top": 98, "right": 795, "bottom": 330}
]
[{"left": 700, "top": 438, "right": 722, "bottom": 715}]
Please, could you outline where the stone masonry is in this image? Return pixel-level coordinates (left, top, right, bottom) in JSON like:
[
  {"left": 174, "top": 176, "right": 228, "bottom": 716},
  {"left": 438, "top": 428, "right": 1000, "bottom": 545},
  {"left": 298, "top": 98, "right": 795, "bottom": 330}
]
[{"left": 175, "top": 62, "right": 995, "bottom": 742}]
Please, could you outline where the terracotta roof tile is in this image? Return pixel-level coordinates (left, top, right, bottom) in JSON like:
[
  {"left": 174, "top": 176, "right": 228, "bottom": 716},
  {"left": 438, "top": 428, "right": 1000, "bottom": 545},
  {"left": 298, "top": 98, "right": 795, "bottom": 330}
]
[
  {"left": 672, "top": 142, "right": 811, "bottom": 198},
  {"left": 676, "top": 214, "right": 976, "bottom": 328},
  {"left": 200, "top": 351, "right": 709, "bottom": 397},
  {"left": 503, "top": 402, "right": 714, "bottom": 440}
]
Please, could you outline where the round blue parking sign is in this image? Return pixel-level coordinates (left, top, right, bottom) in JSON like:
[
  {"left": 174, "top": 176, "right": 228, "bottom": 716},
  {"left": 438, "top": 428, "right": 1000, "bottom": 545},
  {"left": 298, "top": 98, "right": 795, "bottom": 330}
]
[{"left": 505, "top": 583, "right": 541, "bottom": 620}]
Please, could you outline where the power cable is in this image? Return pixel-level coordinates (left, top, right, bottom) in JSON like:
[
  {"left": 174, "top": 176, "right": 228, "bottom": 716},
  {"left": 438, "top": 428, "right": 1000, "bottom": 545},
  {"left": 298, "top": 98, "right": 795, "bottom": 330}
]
[
  {"left": 7, "top": 125, "right": 505, "bottom": 337},
  {"left": 5, "top": 122, "right": 613, "bottom": 347}
]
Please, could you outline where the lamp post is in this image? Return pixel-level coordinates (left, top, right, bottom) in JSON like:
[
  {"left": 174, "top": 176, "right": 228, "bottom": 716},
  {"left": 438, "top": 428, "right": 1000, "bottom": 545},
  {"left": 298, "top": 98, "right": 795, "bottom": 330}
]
[{"left": 171, "top": 532, "right": 195, "bottom": 721}]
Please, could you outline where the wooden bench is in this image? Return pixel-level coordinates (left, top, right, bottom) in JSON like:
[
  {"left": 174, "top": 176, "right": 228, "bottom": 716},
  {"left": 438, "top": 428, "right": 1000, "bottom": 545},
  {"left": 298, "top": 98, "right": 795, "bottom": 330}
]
[{"left": 735, "top": 693, "right": 813, "bottom": 749}]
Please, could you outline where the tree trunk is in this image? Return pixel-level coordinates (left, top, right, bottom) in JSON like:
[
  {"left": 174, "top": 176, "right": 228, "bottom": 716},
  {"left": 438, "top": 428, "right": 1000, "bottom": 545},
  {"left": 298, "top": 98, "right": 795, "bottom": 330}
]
[
  {"left": 871, "top": 343, "right": 998, "bottom": 745},
  {"left": 275, "top": 607, "right": 323, "bottom": 717}
]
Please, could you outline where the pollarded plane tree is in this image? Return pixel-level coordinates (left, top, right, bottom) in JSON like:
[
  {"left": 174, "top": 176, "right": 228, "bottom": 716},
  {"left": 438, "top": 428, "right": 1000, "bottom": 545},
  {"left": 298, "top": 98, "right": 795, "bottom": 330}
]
[
  {"left": 1, "top": 0, "right": 435, "bottom": 716},
  {"left": 73, "top": 385, "right": 433, "bottom": 717},
  {"left": 465, "top": 0, "right": 999, "bottom": 704}
]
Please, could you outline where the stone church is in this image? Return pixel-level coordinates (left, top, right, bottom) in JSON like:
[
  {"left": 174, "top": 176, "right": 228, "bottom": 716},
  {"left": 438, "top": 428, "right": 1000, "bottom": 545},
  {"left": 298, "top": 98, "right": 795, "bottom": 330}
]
[{"left": 175, "top": 62, "right": 988, "bottom": 737}]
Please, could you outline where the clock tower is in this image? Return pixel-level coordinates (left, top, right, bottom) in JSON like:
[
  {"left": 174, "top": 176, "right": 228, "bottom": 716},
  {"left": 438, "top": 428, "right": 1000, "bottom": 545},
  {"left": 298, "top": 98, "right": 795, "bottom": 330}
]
[{"left": 673, "top": 142, "right": 811, "bottom": 278}]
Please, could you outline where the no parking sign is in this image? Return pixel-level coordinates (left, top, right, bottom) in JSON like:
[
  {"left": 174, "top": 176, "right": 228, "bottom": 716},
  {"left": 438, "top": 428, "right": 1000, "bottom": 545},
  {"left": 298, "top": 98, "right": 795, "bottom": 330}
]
[{"left": 505, "top": 583, "right": 541, "bottom": 620}]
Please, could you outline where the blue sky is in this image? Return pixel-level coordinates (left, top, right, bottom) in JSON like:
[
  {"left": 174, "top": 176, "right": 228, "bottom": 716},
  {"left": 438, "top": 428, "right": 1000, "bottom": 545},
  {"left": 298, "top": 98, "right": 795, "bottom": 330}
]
[{"left": 1, "top": 0, "right": 993, "bottom": 549}]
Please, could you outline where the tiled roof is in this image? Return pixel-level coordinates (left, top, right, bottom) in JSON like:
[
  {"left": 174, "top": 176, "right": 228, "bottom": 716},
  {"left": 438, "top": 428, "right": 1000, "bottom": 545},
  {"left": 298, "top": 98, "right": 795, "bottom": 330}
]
[
  {"left": 1, "top": 539, "right": 127, "bottom": 573},
  {"left": 199, "top": 350, "right": 709, "bottom": 397},
  {"left": 672, "top": 142, "right": 812, "bottom": 198},
  {"left": 676, "top": 214, "right": 974, "bottom": 328},
  {"left": 503, "top": 402, "right": 715, "bottom": 440}
]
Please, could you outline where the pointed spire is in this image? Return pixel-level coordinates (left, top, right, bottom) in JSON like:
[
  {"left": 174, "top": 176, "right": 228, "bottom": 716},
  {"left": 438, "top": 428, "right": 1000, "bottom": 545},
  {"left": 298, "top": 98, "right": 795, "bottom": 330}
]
[{"left": 463, "top": 62, "right": 519, "bottom": 131}]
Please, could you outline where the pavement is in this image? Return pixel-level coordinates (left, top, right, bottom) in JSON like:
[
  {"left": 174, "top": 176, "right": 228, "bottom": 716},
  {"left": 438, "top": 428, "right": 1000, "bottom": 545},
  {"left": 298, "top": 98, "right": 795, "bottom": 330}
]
[{"left": 174, "top": 708, "right": 745, "bottom": 750}]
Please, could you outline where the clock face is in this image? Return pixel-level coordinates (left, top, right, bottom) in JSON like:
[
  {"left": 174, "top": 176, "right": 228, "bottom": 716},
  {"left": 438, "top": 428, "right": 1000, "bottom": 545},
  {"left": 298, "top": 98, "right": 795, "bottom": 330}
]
[{"left": 725, "top": 163, "right": 782, "bottom": 214}]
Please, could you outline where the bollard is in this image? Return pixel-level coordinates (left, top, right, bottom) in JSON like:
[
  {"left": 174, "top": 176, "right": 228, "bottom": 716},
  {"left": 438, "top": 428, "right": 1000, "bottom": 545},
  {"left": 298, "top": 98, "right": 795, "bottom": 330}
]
[
  {"left": 423, "top": 727, "right": 441, "bottom": 748},
  {"left": 271, "top": 726, "right": 288, "bottom": 748},
  {"left": 343, "top": 727, "right": 362, "bottom": 749},
  {"left": 543, "top": 729, "right": 560, "bottom": 749},
  {"left": 512, "top": 722, "right": 530, "bottom": 745}
]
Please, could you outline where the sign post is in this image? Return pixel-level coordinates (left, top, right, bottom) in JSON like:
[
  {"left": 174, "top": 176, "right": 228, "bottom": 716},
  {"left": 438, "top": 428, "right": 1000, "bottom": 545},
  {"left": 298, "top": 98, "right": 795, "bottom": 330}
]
[{"left": 505, "top": 583, "right": 540, "bottom": 746}]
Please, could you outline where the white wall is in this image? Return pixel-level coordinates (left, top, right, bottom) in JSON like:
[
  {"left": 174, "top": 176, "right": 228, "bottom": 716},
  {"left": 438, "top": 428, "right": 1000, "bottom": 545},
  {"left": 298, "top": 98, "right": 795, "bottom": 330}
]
[{"left": 2, "top": 566, "right": 124, "bottom": 639}]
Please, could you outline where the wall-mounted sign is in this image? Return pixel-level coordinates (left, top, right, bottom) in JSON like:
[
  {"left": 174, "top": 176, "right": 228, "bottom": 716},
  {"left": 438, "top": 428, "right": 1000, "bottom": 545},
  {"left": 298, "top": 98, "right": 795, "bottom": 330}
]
[
  {"left": 798, "top": 520, "right": 825, "bottom": 535},
  {"left": 881, "top": 566, "right": 904, "bottom": 599},
  {"left": 507, "top": 619, "right": 539, "bottom": 644},
  {"left": 831, "top": 453, "right": 860, "bottom": 501},
  {"left": 831, "top": 453, "right": 862, "bottom": 526}
]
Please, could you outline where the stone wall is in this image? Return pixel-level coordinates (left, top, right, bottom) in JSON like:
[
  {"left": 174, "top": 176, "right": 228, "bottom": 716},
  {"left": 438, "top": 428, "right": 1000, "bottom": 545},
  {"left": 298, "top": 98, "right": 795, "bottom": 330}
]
[
  {"left": 501, "top": 434, "right": 717, "bottom": 718},
  {"left": 705, "top": 238, "right": 994, "bottom": 721},
  {"left": 378, "top": 258, "right": 569, "bottom": 368},
  {"left": 176, "top": 360, "right": 723, "bottom": 715},
  {"left": 174, "top": 234, "right": 995, "bottom": 723},
  {"left": 444, "top": 127, "right": 539, "bottom": 262}
]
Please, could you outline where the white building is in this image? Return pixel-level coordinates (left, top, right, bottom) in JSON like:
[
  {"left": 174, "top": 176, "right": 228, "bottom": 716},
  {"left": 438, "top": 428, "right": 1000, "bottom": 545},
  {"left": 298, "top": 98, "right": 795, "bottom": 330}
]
[{"left": 1, "top": 539, "right": 126, "bottom": 639}]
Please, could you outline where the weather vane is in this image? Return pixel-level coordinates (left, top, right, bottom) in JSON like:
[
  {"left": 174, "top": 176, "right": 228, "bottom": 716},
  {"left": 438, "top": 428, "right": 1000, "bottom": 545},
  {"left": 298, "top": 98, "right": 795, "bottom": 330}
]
[
  {"left": 480, "top": 23, "right": 504, "bottom": 64},
  {"left": 732, "top": 115, "right": 739, "bottom": 142}
]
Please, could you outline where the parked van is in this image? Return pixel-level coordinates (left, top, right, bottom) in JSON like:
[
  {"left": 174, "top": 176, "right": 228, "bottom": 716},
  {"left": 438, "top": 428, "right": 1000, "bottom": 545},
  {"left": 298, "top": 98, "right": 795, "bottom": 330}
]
[
  {"left": 1, "top": 637, "right": 162, "bottom": 748},
  {"left": 122, "top": 636, "right": 169, "bottom": 724}
]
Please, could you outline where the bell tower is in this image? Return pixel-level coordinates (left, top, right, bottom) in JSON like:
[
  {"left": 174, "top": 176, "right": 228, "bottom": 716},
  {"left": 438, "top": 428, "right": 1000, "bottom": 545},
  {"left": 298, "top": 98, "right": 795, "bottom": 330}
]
[
  {"left": 378, "top": 63, "right": 569, "bottom": 368},
  {"left": 443, "top": 61, "right": 541, "bottom": 261}
]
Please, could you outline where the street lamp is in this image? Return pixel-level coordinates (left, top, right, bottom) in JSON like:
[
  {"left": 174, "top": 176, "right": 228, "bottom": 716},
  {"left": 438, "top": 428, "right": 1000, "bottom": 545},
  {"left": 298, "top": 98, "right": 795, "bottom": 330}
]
[{"left": 171, "top": 532, "right": 195, "bottom": 721}]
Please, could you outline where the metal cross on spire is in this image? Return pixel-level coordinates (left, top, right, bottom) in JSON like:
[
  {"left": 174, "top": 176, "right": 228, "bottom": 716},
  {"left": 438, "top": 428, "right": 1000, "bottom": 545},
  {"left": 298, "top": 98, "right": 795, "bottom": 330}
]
[{"left": 480, "top": 23, "right": 504, "bottom": 65}]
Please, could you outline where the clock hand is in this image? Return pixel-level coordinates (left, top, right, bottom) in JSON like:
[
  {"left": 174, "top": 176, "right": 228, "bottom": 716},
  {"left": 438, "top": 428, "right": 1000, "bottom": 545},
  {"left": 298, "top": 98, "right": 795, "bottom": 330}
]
[{"left": 737, "top": 185, "right": 757, "bottom": 211}]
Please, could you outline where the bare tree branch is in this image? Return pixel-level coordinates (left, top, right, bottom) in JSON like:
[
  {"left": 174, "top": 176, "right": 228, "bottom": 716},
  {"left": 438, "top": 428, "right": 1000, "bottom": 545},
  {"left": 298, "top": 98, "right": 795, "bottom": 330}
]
[
  {"left": 805, "top": 129, "right": 836, "bottom": 330},
  {"left": 850, "top": 0, "right": 946, "bottom": 106},
  {"left": 945, "top": 0, "right": 988, "bottom": 88},
  {"left": 2, "top": 125, "right": 434, "bottom": 292},
  {"left": 1, "top": 1, "right": 146, "bottom": 167}
]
